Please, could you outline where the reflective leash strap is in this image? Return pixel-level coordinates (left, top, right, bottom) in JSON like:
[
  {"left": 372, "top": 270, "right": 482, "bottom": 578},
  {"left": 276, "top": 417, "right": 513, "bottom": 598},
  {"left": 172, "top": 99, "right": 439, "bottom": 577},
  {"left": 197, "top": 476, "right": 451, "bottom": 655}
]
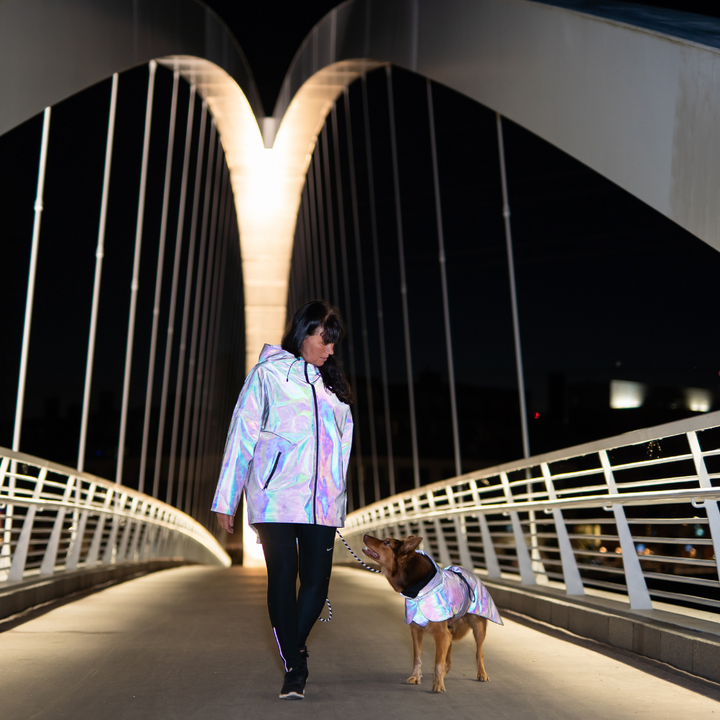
[
  {"left": 336, "top": 529, "right": 383, "bottom": 574},
  {"left": 319, "top": 530, "right": 383, "bottom": 622}
]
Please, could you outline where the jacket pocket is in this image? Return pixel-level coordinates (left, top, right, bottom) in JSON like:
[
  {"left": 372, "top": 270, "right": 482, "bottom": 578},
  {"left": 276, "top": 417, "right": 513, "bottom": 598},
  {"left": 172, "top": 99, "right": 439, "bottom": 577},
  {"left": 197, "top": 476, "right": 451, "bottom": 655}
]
[{"left": 263, "top": 452, "right": 282, "bottom": 490}]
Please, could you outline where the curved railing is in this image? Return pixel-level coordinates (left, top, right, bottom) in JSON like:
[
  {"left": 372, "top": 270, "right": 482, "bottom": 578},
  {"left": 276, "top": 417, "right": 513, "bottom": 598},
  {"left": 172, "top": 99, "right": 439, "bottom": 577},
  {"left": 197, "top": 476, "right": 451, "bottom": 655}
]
[
  {"left": 0, "top": 447, "right": 230, "bottom": 584},
  {"left": 339, "top": 412, "right": 720, "bottom": 611}
]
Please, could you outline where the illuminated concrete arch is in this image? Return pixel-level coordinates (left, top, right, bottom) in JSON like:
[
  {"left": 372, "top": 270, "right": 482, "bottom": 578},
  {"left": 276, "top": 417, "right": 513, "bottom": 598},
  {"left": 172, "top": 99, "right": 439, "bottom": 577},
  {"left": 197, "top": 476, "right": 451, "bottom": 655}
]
[
  {"left": 256, "top": 0, "right": 720, "bottom": 370},
  {"left": 4, "top": 0, "right": 720, "bottom": 374}
]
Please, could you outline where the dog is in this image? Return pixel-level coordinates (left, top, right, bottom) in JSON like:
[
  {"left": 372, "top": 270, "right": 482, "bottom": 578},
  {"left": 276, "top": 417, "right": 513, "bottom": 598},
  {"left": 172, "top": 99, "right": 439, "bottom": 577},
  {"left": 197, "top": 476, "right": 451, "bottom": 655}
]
[{"left": 362, "top": 534, "right": 503, "bottom": 693}]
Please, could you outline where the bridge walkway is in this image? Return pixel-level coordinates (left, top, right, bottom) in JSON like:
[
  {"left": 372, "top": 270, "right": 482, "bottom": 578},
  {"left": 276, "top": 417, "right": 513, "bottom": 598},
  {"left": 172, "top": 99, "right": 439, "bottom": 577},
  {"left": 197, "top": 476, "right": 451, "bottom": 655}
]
[{"left": 0, "top": 566, "right": 718, "bottom": 720}]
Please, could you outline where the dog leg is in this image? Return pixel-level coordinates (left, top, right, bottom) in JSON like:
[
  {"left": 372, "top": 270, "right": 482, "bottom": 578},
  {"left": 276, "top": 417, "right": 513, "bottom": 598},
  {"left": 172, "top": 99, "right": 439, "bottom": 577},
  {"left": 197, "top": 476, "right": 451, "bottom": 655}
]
[
  {"left": 471, "top": 616, "right": 489, "bottom": 682},
  {"left": 431, "top": 623, "right": 452, "bottom": 693},
  {"left": 407, "top": 623, "right": 423, "bottom": 685},
  {"left": 445, "top": 638, "right": 452, "bottom": 674}
]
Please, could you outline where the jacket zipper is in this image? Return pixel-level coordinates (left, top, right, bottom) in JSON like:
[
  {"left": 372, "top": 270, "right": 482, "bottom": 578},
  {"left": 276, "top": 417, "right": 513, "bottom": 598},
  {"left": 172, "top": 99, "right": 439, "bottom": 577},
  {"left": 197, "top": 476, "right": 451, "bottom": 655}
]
[
  {"left": 263, "top": 452, "right": 282, "bottom": 490},
  {"left": 305, "top": 362, "right": 320, "bottom": 524}
]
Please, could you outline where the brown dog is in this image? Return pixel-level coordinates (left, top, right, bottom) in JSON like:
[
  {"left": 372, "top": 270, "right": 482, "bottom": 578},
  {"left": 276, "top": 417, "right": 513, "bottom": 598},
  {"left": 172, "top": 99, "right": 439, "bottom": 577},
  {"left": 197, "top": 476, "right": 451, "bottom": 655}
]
[{"left": 362, "top": 534, "right": 499, "bottom": 693}]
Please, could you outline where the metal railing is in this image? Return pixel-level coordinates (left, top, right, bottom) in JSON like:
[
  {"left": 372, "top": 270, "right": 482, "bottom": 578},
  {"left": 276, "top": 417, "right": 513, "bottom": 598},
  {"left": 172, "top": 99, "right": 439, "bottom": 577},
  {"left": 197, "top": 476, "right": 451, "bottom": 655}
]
[
  {"left": 0, "top": 447, "right": 230, "bottom": 584},
  {"left": 339, "top": 412, "right": 720, "bottom": 611}
]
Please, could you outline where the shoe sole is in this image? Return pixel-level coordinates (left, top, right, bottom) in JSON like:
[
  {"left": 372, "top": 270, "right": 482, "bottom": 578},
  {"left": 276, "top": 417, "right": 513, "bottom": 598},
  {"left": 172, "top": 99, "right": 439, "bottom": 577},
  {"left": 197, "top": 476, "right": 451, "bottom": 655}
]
[{"left": 279, "top": 692, "right": 304, "bottom": 700}]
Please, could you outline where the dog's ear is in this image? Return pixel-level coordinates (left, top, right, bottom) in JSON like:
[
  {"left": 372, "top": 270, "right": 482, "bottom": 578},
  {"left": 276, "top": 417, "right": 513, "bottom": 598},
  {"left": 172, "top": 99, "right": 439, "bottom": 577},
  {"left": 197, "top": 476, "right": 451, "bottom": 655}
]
[{"left": 399, "top": 536, "right": 423, "bottom": 554}]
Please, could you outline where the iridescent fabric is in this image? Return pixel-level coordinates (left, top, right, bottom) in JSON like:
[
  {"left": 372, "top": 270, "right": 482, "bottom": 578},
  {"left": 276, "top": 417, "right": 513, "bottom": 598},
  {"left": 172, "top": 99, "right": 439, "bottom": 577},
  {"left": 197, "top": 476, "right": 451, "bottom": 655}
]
[
  {"left": 211, "top": 344, "right": 353, "bottom": 527},
  {"left": 401, "top": 551, "right": 503, "bottom": 627}
]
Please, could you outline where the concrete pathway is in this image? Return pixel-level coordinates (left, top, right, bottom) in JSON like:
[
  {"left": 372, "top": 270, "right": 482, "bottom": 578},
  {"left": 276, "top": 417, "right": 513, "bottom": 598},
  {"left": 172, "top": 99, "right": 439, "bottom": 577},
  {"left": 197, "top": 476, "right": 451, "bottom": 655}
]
[{"left": 0, "top": 565, "right": 718, "bottom": 720}]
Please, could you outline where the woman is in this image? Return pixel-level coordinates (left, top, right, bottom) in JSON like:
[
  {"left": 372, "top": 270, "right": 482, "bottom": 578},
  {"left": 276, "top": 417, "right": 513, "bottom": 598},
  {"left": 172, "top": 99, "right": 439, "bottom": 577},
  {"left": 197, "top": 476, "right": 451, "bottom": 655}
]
[{"left": 212, "top": 300, "right": 354, "bottom": 700}]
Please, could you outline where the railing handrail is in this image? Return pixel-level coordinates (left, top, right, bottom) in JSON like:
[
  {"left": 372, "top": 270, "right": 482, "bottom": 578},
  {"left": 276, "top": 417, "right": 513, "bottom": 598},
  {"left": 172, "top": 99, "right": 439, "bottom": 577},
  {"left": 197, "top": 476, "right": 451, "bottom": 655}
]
[
  {"left": 346, "top": 488, "right": 720, "bottom": 529},
  {"left": 347, "top": 409, "right": 720, "bottom": 517},
  {"left": 0, "top": 445, "right": 161, "bottom": 500},
  {"left": 0, "top": 446, "right": 229, "bottom": 573}
]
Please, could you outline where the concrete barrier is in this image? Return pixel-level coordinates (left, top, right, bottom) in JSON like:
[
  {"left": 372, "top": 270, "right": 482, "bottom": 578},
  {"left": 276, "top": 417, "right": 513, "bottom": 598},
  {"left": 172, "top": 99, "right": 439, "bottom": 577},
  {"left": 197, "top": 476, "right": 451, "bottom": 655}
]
[
  {"left": 0, "top": 560, "right": 192, "bottom": 622},
  {"left": 483, "top": 577, "right": 720, "bottom": 685}
]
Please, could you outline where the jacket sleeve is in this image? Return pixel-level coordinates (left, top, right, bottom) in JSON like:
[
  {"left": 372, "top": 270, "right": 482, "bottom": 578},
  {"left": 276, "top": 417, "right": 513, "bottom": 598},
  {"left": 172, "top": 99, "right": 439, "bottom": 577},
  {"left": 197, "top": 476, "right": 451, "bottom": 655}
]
[
  {"left": 211, "top": 365, "right": 266, "bottom": 516},
  {"left": 341, "top": 405, "right": 354, "bottom": 483}
]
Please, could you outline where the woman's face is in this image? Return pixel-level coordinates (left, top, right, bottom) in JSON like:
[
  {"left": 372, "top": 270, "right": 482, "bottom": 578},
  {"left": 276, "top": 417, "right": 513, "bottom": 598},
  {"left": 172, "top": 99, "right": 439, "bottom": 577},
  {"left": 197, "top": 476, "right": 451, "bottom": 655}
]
[{"left": 301, "top": 327, "right": 334, "bottom": 367}]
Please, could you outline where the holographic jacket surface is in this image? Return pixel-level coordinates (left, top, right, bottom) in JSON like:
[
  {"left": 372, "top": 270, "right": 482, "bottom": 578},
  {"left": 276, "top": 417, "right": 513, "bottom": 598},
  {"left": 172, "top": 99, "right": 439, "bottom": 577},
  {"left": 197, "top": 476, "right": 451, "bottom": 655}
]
[
  {"left": 401, "top": 551, "right": 503, "bottom": 627},
  {"left": 211, "top": 344, "right": 353, "bottom": 527}
]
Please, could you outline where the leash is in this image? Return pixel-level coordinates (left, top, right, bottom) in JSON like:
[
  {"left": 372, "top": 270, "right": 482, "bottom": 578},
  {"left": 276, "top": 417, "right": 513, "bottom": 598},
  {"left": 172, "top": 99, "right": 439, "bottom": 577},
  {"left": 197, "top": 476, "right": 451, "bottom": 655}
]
[
  {"left": 318, "top": 597, "right": 332, "bottom": 622},
  {"left": 318, "top": 530, "right": 382, "bottom": 622},
  {"left": 335, "top": 529, "right": 383, "bottom": 573}
]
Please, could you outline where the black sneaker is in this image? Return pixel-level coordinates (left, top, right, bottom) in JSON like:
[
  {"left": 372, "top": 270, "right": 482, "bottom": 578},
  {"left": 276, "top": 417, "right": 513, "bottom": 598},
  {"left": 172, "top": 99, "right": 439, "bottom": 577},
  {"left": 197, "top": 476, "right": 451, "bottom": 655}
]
[
  {"left": 279, "top": 669, "right": 304, "bottom": 700},
  {"left": 298, "top": 647, "right": 309, "bottom": 690}
]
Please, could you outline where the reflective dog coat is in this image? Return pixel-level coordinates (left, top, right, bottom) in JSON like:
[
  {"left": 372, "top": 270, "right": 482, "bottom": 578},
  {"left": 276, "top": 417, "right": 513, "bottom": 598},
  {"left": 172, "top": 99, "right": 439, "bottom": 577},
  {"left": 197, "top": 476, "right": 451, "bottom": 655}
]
[{"left": 401, "top": 551, "right": 504, "bottom": 628}]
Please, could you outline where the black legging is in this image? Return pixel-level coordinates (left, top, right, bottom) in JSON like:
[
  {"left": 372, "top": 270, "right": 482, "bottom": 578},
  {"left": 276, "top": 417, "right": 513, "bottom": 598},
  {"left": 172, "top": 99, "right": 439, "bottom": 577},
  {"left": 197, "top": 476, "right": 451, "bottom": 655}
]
[{"left": 255, "top": 522, "right": 336, "bottom": 672}]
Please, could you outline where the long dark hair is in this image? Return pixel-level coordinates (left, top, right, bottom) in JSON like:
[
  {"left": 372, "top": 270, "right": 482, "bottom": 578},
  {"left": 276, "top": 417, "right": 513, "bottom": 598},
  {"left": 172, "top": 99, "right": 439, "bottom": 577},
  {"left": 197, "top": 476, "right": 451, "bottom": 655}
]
[{"left": 282, "top": 300, "right": 354, "bottom": 404}]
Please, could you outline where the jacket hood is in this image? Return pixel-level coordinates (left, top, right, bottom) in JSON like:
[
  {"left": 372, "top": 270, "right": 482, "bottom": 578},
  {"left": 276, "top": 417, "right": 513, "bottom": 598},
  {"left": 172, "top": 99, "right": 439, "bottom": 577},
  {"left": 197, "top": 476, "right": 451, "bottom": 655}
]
[{"left": 258, "top": 344, "right": 320, "bottom": 382}]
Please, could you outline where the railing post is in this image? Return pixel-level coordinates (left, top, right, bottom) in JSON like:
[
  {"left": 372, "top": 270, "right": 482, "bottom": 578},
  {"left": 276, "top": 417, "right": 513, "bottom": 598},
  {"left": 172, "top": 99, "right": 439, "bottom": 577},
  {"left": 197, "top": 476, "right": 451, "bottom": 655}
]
[
  {"left": 467, "top": 477, "right": 501, "bottom": 576},
  {"left": 599, "top": 450, "right": 652, "bottom": 609},
  {"left": 85, "top": 517, "right": 105, "bottom": 568},
  {"left": 40, "top": 475, "right": 76, "bottom": 576},
  {"left": 426, "top": 490, "right": 452, "bottom": 567},
  {"left": 65, "top": 509, "right": 89, "bottom": 571},
  {"left": 7, "top": 508, "right": 36, "bottom": 582},
  {"left": 8, "top": 467, "right": 47, "bottom": 581},
  {"left": 102, "top": 514, "right": 122, "bottom": 565},
  {"left": 116, "top": 497, "right": 138, "bottom": 563},
  {"left": 140, "top": 508, "right": 157, "bottom": 559},
  {"left": 157, "top": 526, "right": 168, "bottom": 558},
  {"left": 0, "top": 457, "right": 11, "bottom": 577},
  {"left": 446, "top": 484, "right": 474, "bottom": 570},
  {"left": 541, "top": 462, "right": 584, "bottom": 595},
  {"left": 128, "top": 501, "right": 148, "bottom": 560},
  {"left": 477, "top": 512, "right": 501, "bottom": 578},
  {"left": 66, "top": 482, "right": 97, "bottom": 570},
  {"left": 85, "top": 487, "right": 114, "bottom": 567},
  {"left": 500, "top": 472, "right": 536, "bottom": 584},
  {"left": 687, "top": 431, "right": 720, "bottom": 576}
]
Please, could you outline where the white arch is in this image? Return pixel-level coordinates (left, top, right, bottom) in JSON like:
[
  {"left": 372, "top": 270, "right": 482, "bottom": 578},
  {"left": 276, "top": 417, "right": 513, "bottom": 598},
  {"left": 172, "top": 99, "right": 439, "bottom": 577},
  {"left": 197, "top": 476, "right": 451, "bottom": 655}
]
[{"left": 246, "top": 0, "right": 720, "bottom": 367}]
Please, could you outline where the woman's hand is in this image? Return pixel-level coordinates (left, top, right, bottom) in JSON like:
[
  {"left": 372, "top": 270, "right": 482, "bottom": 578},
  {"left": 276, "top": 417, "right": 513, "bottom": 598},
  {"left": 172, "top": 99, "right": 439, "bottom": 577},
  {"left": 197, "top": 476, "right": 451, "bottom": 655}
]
[{"left": 215, "top": 512, "right": 235, "bottom": 534}]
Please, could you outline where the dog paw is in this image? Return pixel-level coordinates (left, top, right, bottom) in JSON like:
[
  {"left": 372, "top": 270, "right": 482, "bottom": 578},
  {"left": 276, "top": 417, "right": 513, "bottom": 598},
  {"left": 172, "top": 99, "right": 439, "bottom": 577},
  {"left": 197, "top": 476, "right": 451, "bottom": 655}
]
[
  {"left": 431, "top": 681, "right": 446, "bottom": 693},
  {"left": 477, "top": 672, "right": 489, "bottom": 682},
  {"left": 407, "top": 675, "right": 421, "bottom": 685}
]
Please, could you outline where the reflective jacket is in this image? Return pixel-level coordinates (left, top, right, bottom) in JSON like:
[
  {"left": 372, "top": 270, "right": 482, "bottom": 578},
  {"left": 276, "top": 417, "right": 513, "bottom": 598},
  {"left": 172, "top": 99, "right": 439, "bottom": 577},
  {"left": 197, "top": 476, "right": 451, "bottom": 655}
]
[
  {"left": 401, "top": 551, "right": 503, "bottom": 628},
  {"left": 211, "top": 344, "right": 354, "bottom": 527}
]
